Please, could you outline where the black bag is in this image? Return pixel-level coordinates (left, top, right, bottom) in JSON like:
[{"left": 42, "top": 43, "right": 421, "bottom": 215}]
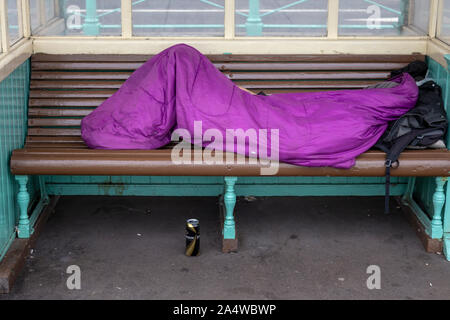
[
  {"left": 376, "top": 80, "right": 448, "bottom": 213},
  {"left": 390, "top": 60, "right": 428, "bottom": 81}
]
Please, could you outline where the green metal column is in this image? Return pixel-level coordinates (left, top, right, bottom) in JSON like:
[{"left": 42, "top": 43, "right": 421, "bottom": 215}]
[
  {"left": 0, "top": 60, "right": 31, "bottom": 260},
  {"left": 245, "top": 0, "right": 263, "bottom": 36},
  {"left": 15, "top": 176, "right": 32, "bottom": 238},
  {"left": 430, "top": 177, "right": 446, "bottom": 239},
  {"left": 83, "top": 0, "right": 100, "bottom": 35},
  {"left": 223, "top": 177, "right": 237, "bottom": 239},
  {"left": 442, "top": 55, "right": 450, "bottom": 261}
]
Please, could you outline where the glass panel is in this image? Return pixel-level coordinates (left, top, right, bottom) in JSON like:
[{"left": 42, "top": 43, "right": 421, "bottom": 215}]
[
  {"left": 132, "top": 0, "right": 225, "bottom": 37},
  {"left": 338, "top": 0, "right": 427, "bottom": 36},
  {"left": 45, "top": 0, "right": 55, "bottom": 21},
  {"left": 7, "top": 0, "right": 21, "bottom": 44},
  {"left": 32, "top": 0, "right": 122, "bottom": 36},
  {"left": 410, "top": 0, "right": 430, "bottom": 33},
  {"left": 235, "top": 0, "right": 328, "bottom": 37},
  {"left": 30, "top": 0, "right": 41, "bottom": 32},
  {"left": 438, "top": 0, "right": 450, "bottom": 45}
]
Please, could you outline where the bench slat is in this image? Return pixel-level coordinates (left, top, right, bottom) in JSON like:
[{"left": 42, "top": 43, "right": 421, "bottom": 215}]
[
  {"left": 31, "top": 61, "right": 415, "bottom": 72},
  {"left": 28, "top": 118, "right": 82, "bottom": 127},
  {"left": 10, "top": 148, "right": 450, "bottom": 177},
  {"left": 31, "top": 71, "right": 133, "bottom": 80},
  {"left": 25, "top": 142, "right": 89, "bottom": 148},
  {"left": 232, "top": 80, "right": 380, "bottom": 89},
  {"left": 28, "top": 128, "right": 81, "bottom": 136},
  {"left": 29, "top": 81, "right": 381, "bottom": 98},
  {"left": 26, "top": 136, "right": 85, "bottom": 143},
  {"left": 30, "top": 80, "right": 126, "bottom": 90},
  {"left": 31, "top": 71, "right": 391, "bottom": 85},
  {"left": 29, "top": 108, "right": 93, "bottom": 117},
  {"left": 29, "top": 98, "right": 106, "bottom": 107},
  {"left": 30, "top": 90, "right": 116, "bottom": 99}
]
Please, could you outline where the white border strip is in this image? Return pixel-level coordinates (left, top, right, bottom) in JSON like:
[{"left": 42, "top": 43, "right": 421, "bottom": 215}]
[
  {"left": 0, "top": 38, "right": 32, "bottom": 82},
  {"left": 32, "top": 37, "right": 428, "bottom": 55}
]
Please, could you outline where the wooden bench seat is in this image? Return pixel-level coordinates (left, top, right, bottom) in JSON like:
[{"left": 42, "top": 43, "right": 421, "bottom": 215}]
[
  {"left": 10, "top": 148, "right": 450, "bottom": 177},
  {"left": 9, "top": 53, "right": 450, "bottom": 253}
]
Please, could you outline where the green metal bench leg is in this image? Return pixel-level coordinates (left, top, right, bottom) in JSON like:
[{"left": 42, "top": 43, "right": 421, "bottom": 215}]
[
  {"left": 15, "top": 175, "right": 32, "bottom": 238},
  {"left": 443, "top": 178, "right": 450, "bottom": 261},
  {"left": 222, "top": 176, "right": 238, "bottom": 252},
  {"left": 431, "top": 177, "right": 446, "bottom": 239}
]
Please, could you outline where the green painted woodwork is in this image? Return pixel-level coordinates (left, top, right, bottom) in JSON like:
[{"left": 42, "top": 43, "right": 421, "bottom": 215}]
[
  {"left": 411, "top": 56, "right": 450, "bottom": 257},
  {"left": 431, "top": 177, "right": 446, "bottom": 239},
  {"left": 0, "top": 60, "right": 31, "bottom": 259},
  {"left": 15, "top": 176, "right": 32, "bottom": 238},
  {"left": 442, "top": 55, "right": 450, "bottom": 261},
  {"left": 43, "top": 176, "right": 408, "bottom": 197},
  {"left": 223, "top": 177, "right": 237, "bottom": 239}
]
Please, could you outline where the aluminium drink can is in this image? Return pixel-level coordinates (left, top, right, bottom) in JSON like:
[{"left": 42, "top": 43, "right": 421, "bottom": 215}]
[{"left": 185, "top": 219, "right": 200, "bottom": 256}]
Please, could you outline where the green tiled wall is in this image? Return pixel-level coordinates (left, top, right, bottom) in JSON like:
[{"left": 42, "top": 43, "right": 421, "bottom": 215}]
[{"left": 0, "top": 60, "right": 31, "bottom": 259}]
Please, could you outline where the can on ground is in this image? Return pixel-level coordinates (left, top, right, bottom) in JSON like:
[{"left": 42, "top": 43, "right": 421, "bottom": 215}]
[{"left": 185, "top": 218, "right": 200, "bottom": 256}]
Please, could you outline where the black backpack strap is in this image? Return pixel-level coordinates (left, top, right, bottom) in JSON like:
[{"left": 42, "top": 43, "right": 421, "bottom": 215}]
[
  {"left": 383, "top": 129, "right": 426, "bottom": 214},
  {"left": 385, "top": 163, "right": 391, "bottom": 214}
]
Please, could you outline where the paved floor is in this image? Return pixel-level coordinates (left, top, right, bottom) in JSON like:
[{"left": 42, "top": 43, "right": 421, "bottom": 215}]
[{"left": 2, "top": 195, "right": 450, "bottom": 300}]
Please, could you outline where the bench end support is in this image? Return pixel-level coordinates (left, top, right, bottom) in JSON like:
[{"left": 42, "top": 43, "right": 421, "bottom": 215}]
[
  {"left": 15, "top": 175, "right": 32, "bottom": 238},
  {"left": 222, "top": 177, "right": 238, "bottom": 253},
  {"left": 430, "top": 177, "right": 446, "bottom": 239}
]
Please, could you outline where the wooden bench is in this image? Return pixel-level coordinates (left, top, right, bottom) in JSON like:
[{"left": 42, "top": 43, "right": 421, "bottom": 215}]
[{"left": 10, "top": 53, "right": 450, "bottom": 254}]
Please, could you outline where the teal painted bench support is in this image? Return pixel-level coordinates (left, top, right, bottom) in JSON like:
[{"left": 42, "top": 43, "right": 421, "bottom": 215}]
[
  {"left": 443, "top": 180, "right": 450, "bottom": 261},
  {"left": 401, "top": 177, "right": 446, "bottom": 240},
  {"left": 222, "top": 176, "right": 238, "bottom": 252},
  {"left": 15, "top": 175, "right": 32, "bottom": 238},
  {"left": 431, "top": 177, "right": 446, "bottom": 239}
]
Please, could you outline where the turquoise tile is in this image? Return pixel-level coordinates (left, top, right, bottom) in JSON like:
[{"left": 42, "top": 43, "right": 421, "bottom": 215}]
[{"left": 0, "top": 60, "right": 31, "bottom": 260}]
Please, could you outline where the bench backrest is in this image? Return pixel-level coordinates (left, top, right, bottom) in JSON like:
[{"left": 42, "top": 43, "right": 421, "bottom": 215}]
[{"left": 27, "top": 54, "right": 425, "bottom": 149}]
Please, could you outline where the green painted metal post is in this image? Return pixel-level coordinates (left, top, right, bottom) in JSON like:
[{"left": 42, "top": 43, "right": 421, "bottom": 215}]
[
  {"left": 15, "top": 175, "right": 32, "bottom": 238},
  {"left": 223, "top": 177, "right": 237, "bottom": 239},
  {"left": 83, "top": 0, "right": 100, "bottom": 36},
  {"left": 442, "top": 55, "right": 450, "bottom": 261},
  {"left": 245, "top": 0, "right": 263, "bottom": 36},
  {"left": 430, "top": 177, "right": 446, "bottom": 239}
]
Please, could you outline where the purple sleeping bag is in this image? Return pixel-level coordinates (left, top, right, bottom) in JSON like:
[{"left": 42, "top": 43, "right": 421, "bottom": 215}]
[{"left": 81, "top": 44, "right": 419, "bottom": 169}]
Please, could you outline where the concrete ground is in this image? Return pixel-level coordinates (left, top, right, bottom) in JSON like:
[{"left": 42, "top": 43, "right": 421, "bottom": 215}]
[{"left": 1, "top": 195, "right": 450, "bottom": 300}]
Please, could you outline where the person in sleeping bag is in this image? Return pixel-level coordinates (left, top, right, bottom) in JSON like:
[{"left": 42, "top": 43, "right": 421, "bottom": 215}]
[{"left": 81, "top": 44, "right": 419, "bottom": 169}]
